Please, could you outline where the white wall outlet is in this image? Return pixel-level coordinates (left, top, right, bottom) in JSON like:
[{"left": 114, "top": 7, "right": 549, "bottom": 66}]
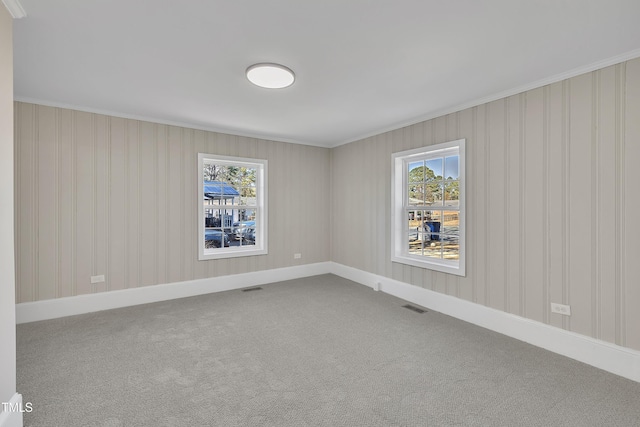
[
  {"left": 91, "top": 275, "right": 105, "bottom": 284},
  {"left": 551, "top": 302, "right": 571, "bottom": 316},
  {"left": 373, "top": 282, "right": 381, "bottom": 291},
  {"left": 294, "top": 253, "right": 302, "bottom": 259}
]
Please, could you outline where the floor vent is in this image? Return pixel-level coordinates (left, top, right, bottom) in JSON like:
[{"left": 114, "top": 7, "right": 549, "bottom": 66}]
[
  {"left": 242, "top": 287, "right": 263, "bottom": 292},
  {"left": 402, "top": 304, "right": 426, "bottom": 313}
]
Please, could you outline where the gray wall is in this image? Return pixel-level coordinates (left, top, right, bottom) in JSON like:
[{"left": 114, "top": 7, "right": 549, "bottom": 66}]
[
  {"left": 331, "top": 59, "right": 640, "bottom": 352},
  {"left": 14, "top": 103, "right": 330, "bottom": 302},
  {"left": 13, "top": 59, "right": 640, "bottom": 354},
  {"left": 1, "top": 4, "right": 17, "bottom": 406}
]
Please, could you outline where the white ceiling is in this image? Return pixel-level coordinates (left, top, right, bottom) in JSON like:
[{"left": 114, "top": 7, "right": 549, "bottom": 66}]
[{"left": 11, "top": 0, "right": 640, "bottom": 148}]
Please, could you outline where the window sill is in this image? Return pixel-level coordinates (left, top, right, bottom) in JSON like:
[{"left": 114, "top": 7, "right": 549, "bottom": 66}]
[
  {"left": 391, "top": 254, "right": 465, "bottom": 276},
  {"left": 199, "top": 247, "right": 268, "bottom": 261}
]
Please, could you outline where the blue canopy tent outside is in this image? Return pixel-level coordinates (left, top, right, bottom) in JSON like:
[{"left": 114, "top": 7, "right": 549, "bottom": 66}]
[
  {"left": 204, "top": 181, "right": 240, "bottom": 200},
  {"left": 204, "top": 181, "right": 240, "bottom": 228}
]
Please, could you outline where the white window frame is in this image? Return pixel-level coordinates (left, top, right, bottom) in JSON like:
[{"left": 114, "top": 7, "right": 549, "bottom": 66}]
[
  {"left": 391, "top": 139, "right": 465, "bottom": 276},
  {"left": 198, "top": 153, "right": 268, "bottom": 260}
]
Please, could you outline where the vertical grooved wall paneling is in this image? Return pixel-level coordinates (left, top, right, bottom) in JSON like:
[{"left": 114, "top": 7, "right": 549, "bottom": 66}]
[
  {"left": 446, "top": 113, "right": 459, "bottom": 297},
  {"left": 14, "top": 106, "right": 330, "bottom": 302},
  {"left": 13, "top": 58, "right": 640, "bottom": 353},
  {"left": 568, "top": 73, "right": 593, "bottom": 338},
  {"left": 329, "top": 58, "right": 640, "bottom": 351},
  {"left": 615, "top": 63, "right": 626, "bottom": 347},
  {"left": 475, "top": 105, "right": 488, "bottom": 307},
  {"left": 37, "top": 106, "right": 56, "bottom": 300},
  {"left": 548, "top": 81, "right": 564, "bottom": 330},
  {"left": 95, "top": 114, "right": 108, "bottom": 294},
  {"left": 75, "top": 111, "right": 93, "bottom": 296},
  {"left": 624, "top": 59, "right": 640, "bottom": 350},
  {"left": 488, "top": 99, "right": 506, "bottom": 312},
  {"left": 524, "top": 88, "right": 544, "bottom": 323},
  {"left": 109, "top": 117, "right": 126, "bottom": 292},
  {"left": 457, "top": 108, "right": 474, "bottom": 303},
  {"left": 507, "top": 95, "right": 522, "bottom": 316},
  {"left": 598, "top": 66, "right": 616, "bottom": 344}
]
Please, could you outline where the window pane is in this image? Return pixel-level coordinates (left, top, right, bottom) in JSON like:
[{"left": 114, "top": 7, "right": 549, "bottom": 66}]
[
  {"left": 408, "top": 184, "right": 424, "bottom": 205},
  {"left": 204, "top": 228, "right": 229, "bottom": 249},
  {"left": 240, "top": 187, "right": 257, "bottom": 206},
  {"left": 203, "top": 164, "right": 258, "bottom": 203},
  {"left": 204, "top": 207, "right": 234, "bottom": 229},
  {"left": 423, "top": 240, "right": 442, "bottom": 259},
  {"left": 204, "top": 207, "right": 239, "bottom": 249},
  {"left": 238, "top": 167, "right": 257, "bottom": 187},
  {"left": 424, "top": 210, "right": 442, "bottom": 222},
  {"left": 444, "top": 180, "right": 459, "bottom": 207},
  {"left": 421, "top": 211, "right": 441, "bottom": 244},
  {"left": 425, "top": 182, "right": 443, "bottom": 206},
  {"left": 230, "top": 211, "right": 256, "bottom": 247},
  {"left": 408, "top": 235, "right": 423, "bottom": 255},
  {"left": 441, "top": 211, "right": 459, "bottom": 235},
  {"left": 442, "top": 236, "right": 460, "bottom": 260},
  {"left": 425, "top": 158, "right": 442, "bottom": 179},
  {"left": 203, "top": 178, "right": 240, "bottom": 207},
  {"left": 408, "top": 161, "right": 424, "bottom": 182},
  {"left": 408, "top": 210, "right": 423, "bottom": 221},
  {"left": 444, "top": 155, "right": 459, "bottom": 179},
  {"left": 240, "top": 208, "right": 256, "bottom": 221},
  {"left": 205, "top": 208, "right": 260, "bottom": 249},
  {"left": 408, "top": 211, "right": 422, "bottom": 241},
  {"left": 440, "top": 210, "right": 460, "bottom": 259},
  {"left": 239, "top": 226, "right": 256, "bottom": 247}
]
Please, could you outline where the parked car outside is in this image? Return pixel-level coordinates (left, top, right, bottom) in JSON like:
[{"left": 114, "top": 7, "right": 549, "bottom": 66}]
[
  {"left": 232, "top": 221, "right": 255, "bottom": 240},
  {"left": 205, "top": 229, "right": 230, "bottom": 248},
  {"left": 243, "top": 226, "right": 256, "bottom": 244}
]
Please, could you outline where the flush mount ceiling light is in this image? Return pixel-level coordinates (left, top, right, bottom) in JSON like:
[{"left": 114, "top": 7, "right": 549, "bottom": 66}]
[{"left": 246, "top": 63, "right": 295, "bottom": 89}]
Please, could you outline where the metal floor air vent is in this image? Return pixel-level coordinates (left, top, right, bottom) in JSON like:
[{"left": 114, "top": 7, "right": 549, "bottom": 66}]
[
  {"left": 402, "top": 304, "right": 426, "bottom": 313},
  {"left": 242, "top": 287, "right": 263, "bottom": 292}
]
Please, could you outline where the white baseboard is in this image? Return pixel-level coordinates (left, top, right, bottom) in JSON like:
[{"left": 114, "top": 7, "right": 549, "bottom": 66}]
[
  {"left": 15, "top": 261, "right": 640, "bottom": 383},
  {"left": 0, "top": 393, "right": 23, "bottom": 427},
  {"left": 329, "top": 262, "right": 640, "bottom": 384},
  {"left": 16, "top": 262, "right": 332, "bottom": 324}
]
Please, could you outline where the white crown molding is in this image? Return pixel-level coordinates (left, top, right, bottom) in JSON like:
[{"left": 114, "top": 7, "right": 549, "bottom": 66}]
[
  {"left": 331, "top": 47, "right": 640, "bottom": 148},
  {"left": 16, "top": 47, "right": 640, "bottom": 150},
  {"left": 12, "top": 97, "right": 330, "bottom": 149},
  {"left": 2, "top": 0, "right": 26, "bottom": 19}
]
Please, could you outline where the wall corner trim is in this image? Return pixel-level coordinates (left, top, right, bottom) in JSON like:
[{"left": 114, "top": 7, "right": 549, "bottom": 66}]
[
  {"left": 0, "top": 393, "right": 24, "bottom": 427},
  {"left": 16, "top": 262, "right": 332, "bottom": 324},
  {"left": 2, "top": 0, "right": 26, "bottom": 19},
  {"left": 328, "top": 262, "right": 640, "bottom": 384}
]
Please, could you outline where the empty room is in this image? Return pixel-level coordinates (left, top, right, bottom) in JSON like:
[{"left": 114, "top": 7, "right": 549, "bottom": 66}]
[{"left": 2, "top": 1, "right": 640, "bottom": 426}]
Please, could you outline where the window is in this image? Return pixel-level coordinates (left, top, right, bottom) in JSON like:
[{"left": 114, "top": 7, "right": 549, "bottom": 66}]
[
  {"left": 198, "top": 153, "right": 267, "bottom": 260},
  {"left": 391, "top": 139, "right": 465, "bottom": 276}
]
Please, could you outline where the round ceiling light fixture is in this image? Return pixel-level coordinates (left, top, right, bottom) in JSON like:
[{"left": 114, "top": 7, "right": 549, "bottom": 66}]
[{"left": 246, "top": 63, "right": 295, "bottom": 89}]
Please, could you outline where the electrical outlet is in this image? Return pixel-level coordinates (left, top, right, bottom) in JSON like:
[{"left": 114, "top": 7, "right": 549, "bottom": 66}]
[
  {"left": 551, "top": 302, "right": 571, "bottom": 316},
  {"left": 91, "top": 275, "right": 105, "bottom": 284},
  {"left": 294, "top": 253, "right": 302, "bottom": 259},
  {"left": 373, "top": 282, "right": 381, "bottom": 291}
]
